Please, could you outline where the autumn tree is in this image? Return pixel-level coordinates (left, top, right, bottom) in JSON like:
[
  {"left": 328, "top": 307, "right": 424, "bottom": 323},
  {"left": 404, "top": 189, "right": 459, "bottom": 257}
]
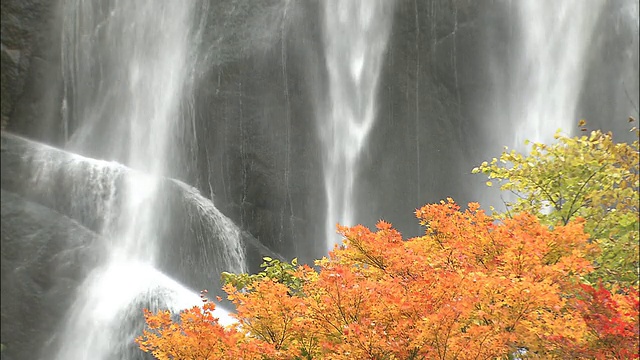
[
  {"left": 547, "top": 282, "right": 639, "bottom": 359},
  {"left": 138, "top": 199, "right": 638, "bottom": 359},
  {"left": 473, "top": 122, "right": 639, "bottom": 287},
  {"left": 138, "top": 123, "right": 639, "bottom": 358},
  {"left": 136, "top": 292, "right": 263, "bottom": 360}
]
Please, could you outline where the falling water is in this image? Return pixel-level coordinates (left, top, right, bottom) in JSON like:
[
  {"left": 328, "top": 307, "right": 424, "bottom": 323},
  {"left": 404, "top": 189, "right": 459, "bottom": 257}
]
[
  {"left": 53, "top": 1, "right": 245, "bottom": 358},
  {"left": 61, "top": 0, "right": 195, "bottom": 261},
  {"left": 53, "top": 262, "right": 228, "bottom": 359},
  {"left": 512, "top": 0, "right": 605, "bottom": 147},
  {"left": 320, "top": 0, "right": 394, "bottom": 250}
]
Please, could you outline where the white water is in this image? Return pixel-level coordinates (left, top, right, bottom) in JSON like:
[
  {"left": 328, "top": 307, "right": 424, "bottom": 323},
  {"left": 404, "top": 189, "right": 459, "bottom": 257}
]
[
  {"left": 54, "top": 262, "right": 235, "bottom": 359},
  {"left": 176, "top": 180, "right": 248, "bottom": 275},
  {"left": 320, "top": 0, "right": 394, "bottom": 250},
  {"left": 55, "top": 1, "right": 245, "bottom": 359},
  {"left": 62, "top": 0, "right": 194, "bottom": 261},
  {"left": 5, "top": 133, "right": 244, "bottom": 359},
  {"left": 512, "top": 0, "right": 604, "bottom": 147}
]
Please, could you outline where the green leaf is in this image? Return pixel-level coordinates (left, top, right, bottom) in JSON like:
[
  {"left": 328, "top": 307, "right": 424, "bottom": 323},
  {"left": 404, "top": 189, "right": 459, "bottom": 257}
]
[{"left": 472, "top": 127, "right": 639, "bottom": 287}]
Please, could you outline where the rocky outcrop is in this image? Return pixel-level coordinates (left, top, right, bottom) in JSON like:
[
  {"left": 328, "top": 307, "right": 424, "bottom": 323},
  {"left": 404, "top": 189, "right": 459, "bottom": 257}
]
[
  {"left": 1, "top": 132, "right": 283, "bottom": 358},
  {"left": 1, "top": 132, "right": 282, "bottom": 290},
  {"left": 0, "top": 190, "right": 101, "bottom": 360}
]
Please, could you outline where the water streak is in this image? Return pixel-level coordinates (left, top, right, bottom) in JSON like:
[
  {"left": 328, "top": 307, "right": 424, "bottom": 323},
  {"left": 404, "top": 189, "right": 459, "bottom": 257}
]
[
  {"left": 175, "top": 180, "right": 248, "bottom": 275},
  {"left": 320, "top": 0, "right": 394, "bottom": 250},
  {"left": 62, "top": 0, "right": 195, "bottom": 261},
  {"left": 54, "top": 1, "right": 246, "bottom": 358},
  {"left": 54, "top": 262, "right": 235, "bottom": 359},
  {"left": 512, "top": 0, "right": 604, "bottom": 147}
]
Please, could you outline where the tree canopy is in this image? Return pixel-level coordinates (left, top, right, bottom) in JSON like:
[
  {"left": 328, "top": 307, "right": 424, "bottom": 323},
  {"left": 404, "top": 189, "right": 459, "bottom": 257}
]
[
  {"left": 137, "top": 123, "right": 639, "bottom": 359},
  {"left": 473, "top": 123, "right": 638, "bottom": 287}
]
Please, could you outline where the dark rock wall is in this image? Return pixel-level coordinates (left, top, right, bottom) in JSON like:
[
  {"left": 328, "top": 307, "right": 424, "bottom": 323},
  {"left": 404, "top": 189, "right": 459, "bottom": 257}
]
[
  {"left": 1, "top": 190, "right": 101, "bottom": 360},
  {"left": 1, "top": 0, "right": 63, "bottom": 143},
  {"left": 182, "top": 1, "right": 327, "bottom": 263},
  {"left": 579, "top": 0, "right": 639, "bottom": 141},
  {"left": 358, "top": 0, "right": 480, "bottom": 237}
]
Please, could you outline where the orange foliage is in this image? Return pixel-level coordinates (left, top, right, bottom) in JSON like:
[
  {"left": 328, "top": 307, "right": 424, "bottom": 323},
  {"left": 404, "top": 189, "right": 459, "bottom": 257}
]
[{"left": 138, "top": 199, "right": 639, "bottom": 359}]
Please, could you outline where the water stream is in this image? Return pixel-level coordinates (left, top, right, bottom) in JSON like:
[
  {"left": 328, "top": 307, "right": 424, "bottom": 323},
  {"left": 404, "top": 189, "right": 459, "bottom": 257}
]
[
  {"left": 319, "top": 0, "right": 394, "bottom": 250},
  {"left": 54, "top": 1, "right": 246, "bottom": 358},
  {"left": 511, "top": 0, "right": 605, "bottom": 147}
]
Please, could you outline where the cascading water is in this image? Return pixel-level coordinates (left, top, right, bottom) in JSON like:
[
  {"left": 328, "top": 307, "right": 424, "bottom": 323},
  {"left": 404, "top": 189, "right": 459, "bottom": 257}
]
[
  {"left": 511, "top": 0, "right": 605, "bottom": 147},
  {"left": 320, "top": 0, "right": 394, "bottom": 250},
  {"left": 61, "top": 0, "right": 193, "bottom": 261},
  {"left": 474, "top": 0, "right": 607, "bottom": 213},
  {"left": 51, "top": 1, "right": 246, "bottom": 358}
]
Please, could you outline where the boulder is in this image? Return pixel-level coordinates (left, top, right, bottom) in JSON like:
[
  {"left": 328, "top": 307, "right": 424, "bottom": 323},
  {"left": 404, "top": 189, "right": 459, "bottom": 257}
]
[
  {"left": 1, "top": 132, "right": 283, "bottom": 294},
  {"left": 1, "top": 190, "right": 102, "bottom": 360}
]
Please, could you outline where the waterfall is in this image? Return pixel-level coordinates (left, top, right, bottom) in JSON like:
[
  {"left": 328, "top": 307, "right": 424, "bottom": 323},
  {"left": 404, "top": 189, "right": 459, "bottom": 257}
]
[
  {"left": 52, "top": 1, "right": 246, "bottom": 358},
  {"left": 511, "top": 0, "right": 605, "bottom": 147},
  {"left": 4, "top": 1, "right": 639, "bottom": 358},
  {"left": 61, "top": 0, "right": 194, "bottom": 261},
  {"left": 320, "top": 0, "right": 394, "bottom": 250},
  {"left": 53, "top": 262, "right": 231, "bottom": 359}
]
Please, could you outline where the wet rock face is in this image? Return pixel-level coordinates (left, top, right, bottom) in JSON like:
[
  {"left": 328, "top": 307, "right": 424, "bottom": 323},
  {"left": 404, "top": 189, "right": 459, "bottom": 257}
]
[
  {"left": 1, "top": 0, "right": 63, "bottom": 142},
  {"left": 355, "top": 0, "right": 501, "bottom": 237},
  {"left": 0, "top": 0, "right": 41, "bottom": 129},
  {"left": 578, "top": 0, "right": 640, "bottom": 141},
  {"left": 182, "top": 1, "right": 328, "bottom": 264},
  {"left": 0, "top": 190, "right": 102, "bottom": 360},
  {"left": 1, "top": 133, "right": 281, "bottom": 359},
  {"left": 0, "top": 132, "right": 281, "bottom": 290}
]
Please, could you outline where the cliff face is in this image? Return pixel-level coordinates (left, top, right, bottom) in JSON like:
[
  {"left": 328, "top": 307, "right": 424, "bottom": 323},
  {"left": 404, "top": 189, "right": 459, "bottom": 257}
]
[{"left": 2, "top": 0, "right": 638, "bottom": 261}]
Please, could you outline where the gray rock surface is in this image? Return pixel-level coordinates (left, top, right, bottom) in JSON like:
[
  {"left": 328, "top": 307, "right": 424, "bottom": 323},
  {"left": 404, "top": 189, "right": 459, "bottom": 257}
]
[
  {"left": 1, "top": 132, "right": 282, "bottom": 290},
  {"left": 1, "top": 190, "right": 102, "bottom": 360},
  {"left": 1, "top": 132, "right": 282, "bottom": 358},
  {"left": 1, "top": 0, "right": 63, "bottom": 142}
]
